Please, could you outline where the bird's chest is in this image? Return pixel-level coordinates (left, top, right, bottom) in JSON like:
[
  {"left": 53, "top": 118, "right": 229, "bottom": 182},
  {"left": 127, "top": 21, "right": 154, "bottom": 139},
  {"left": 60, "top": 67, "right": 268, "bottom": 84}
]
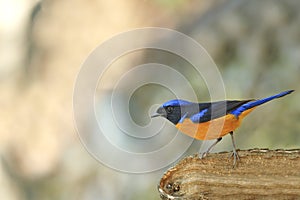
[{"left": 175, "top": 114, "right": 241, "bottom": 140}]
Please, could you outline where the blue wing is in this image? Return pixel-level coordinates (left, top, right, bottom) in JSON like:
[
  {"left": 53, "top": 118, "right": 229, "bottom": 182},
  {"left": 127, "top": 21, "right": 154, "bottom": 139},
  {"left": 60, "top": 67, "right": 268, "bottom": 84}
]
[{"left": 190, "top": 109, "right": 208, "bottom": 123}]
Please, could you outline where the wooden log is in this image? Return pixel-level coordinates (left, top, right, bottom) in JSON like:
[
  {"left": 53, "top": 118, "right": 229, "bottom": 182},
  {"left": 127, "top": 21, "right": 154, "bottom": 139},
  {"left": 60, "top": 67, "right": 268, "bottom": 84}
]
[{"left": 158, "top": 149, "right": 300, "bottom": 200}]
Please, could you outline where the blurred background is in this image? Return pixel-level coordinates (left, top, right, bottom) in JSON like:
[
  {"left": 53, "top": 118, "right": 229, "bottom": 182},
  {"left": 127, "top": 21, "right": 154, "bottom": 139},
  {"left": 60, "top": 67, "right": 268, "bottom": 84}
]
[{"left": 1, "top": 0, "right": 300, "bottom": 199}]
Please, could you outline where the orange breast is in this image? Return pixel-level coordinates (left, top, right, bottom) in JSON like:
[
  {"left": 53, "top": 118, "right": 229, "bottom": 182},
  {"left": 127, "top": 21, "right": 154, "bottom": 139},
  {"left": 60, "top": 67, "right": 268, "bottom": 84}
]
[{"left": 175, "top": 108, "right": 255, "bottom": 140}]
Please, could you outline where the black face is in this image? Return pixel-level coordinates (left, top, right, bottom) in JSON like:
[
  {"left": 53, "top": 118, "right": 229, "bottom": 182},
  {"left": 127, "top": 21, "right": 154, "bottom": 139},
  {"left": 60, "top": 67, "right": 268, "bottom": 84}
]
[{"left": 154, "top": 106, "right": 182, "bottom": 125}]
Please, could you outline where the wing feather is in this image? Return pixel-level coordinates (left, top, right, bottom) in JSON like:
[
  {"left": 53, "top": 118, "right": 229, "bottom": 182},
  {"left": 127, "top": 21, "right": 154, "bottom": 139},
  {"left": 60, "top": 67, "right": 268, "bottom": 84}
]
[{"left": 189, "top": 100, "right": 252, "bottom": 123}]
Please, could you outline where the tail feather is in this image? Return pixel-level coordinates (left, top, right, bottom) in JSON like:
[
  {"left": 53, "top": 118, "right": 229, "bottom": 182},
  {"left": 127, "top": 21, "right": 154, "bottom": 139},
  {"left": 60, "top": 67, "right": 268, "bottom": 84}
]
[{"left": 231, "top": 90, "right": 294, "bottom": 117}]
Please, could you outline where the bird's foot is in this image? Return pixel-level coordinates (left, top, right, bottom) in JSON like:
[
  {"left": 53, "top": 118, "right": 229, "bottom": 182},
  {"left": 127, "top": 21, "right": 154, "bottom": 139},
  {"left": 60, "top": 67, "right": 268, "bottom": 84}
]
[
  {"left": 229, "top": 150, "right": 240, "bottom": 168},
  {"left": 199, "top": 151, "right": 208, "bottom": 159}
]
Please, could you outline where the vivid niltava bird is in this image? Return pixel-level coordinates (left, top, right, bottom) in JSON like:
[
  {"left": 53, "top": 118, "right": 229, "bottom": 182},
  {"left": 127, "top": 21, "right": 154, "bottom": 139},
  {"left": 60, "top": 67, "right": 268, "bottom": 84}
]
[{"left": 151, "top": 90, "right": 294, "bottom": 166}]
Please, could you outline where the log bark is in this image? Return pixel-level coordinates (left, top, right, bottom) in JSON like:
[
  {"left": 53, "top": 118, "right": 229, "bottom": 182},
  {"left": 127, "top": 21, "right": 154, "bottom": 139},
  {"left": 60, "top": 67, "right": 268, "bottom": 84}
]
[{"left": 158, "top": 149, "right": 300, "bottom": 200}]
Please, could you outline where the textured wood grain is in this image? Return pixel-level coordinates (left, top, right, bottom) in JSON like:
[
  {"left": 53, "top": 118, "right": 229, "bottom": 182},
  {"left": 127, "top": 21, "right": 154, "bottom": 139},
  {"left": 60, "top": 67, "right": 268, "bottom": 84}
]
[{"left": 158, "top": 149, "right": 300, "bottom": 200}]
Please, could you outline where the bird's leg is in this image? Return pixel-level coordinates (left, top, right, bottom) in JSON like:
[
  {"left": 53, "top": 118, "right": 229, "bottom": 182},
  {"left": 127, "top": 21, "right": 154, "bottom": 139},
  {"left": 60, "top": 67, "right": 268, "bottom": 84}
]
[
  {"left": 200, "top": 137, "right": 222, "bottom": 159},
  {"left": 229, "top": 131, "right": 240, "bottom": 167}
]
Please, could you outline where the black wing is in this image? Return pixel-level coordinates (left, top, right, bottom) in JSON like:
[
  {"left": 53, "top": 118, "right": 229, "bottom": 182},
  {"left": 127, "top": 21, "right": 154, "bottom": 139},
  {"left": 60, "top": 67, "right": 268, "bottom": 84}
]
[{"left": 188, "top": 100, "right": 252, "bottom": 123}]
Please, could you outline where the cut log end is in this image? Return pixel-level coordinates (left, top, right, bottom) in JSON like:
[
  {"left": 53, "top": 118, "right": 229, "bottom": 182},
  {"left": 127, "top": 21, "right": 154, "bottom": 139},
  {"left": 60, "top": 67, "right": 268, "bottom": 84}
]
[{"left": 158, "top": 149, "right": 300, "bottom": 200}]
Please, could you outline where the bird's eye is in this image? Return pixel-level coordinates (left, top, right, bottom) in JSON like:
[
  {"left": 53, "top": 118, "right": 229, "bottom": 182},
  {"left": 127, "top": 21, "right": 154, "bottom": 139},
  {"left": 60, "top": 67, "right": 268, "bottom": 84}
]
[{"left": 166, "top": 106, "right": 174, "bottom": 113}]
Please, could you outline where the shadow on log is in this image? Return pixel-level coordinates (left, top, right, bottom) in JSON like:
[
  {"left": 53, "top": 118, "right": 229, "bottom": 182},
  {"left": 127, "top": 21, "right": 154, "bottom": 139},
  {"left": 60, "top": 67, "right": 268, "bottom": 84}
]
[{"left": 158, "top": 149, "right": 300, "bottom": 200}]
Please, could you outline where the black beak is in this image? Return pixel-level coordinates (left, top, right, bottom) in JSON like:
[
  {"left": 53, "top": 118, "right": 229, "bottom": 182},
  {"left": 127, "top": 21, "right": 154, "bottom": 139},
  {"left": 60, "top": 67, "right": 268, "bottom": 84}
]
[
  {"left": 151, "top": 113, "right": 162, "bottom": 118},
  {"left": 151, "top": 107, "right": 167, "bottom": 118}
]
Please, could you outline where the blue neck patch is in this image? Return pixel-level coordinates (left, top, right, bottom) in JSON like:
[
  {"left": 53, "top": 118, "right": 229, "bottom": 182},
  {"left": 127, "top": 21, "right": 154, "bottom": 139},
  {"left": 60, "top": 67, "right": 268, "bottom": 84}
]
[{"left": 178, "top": 113, "right": 188, "bottom": 123}]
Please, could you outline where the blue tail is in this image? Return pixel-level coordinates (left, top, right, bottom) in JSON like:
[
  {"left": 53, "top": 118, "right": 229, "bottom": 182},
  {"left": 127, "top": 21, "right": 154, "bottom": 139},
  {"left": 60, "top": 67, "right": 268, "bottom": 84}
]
[{"left": 231, "top": 90, "right": 294, "bottom": 117}]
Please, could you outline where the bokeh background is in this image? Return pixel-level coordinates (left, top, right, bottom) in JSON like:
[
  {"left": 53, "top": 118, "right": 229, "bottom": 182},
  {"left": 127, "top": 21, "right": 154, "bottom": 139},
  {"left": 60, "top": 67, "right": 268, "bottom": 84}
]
[{"left": 1, "top": 0, "right": 300, "bottom": 199}]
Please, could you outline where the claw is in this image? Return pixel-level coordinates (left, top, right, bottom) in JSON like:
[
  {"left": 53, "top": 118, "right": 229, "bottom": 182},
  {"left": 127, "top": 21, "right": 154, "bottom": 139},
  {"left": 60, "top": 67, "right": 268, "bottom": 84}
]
[
  {"left": 229, "top": 150, "right": 240, "bottom": 168},
  {"left": 229, "top": 132, "right": 240, "bottom": 168},
  {"left": 199, "top": 138, "right": 222, "bottom": 159},
  {"left": 199, "top": 151, "right": 207, "bottom": 159}
]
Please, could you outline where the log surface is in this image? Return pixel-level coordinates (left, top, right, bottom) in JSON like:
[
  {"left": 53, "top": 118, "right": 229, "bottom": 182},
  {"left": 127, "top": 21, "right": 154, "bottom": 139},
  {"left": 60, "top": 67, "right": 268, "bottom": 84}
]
[{"left": 158, "top": 149, "right": 300, "bottom": 200}]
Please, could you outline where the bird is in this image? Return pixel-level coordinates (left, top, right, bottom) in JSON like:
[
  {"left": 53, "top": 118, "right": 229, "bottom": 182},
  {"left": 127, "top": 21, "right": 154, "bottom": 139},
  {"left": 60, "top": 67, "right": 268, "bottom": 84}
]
[{"left": 151, "top": 90, "right": 294, "bottom": 167}]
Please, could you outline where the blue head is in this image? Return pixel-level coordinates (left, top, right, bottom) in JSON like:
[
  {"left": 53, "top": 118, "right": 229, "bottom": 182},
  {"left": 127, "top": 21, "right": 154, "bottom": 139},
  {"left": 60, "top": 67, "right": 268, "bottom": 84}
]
[{"left": 151, "top": 99, "right": 196, "bottom": 124}]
